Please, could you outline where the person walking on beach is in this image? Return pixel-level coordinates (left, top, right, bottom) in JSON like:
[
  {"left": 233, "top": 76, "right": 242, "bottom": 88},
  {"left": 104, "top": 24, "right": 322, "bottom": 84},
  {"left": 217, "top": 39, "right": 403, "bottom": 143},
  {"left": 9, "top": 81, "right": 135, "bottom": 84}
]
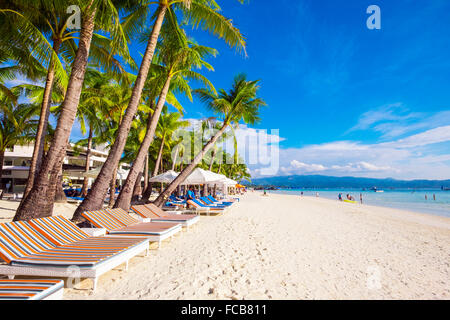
[
  {"left": 338, "top": 193, "right": 342, "bottom": 201},
  {"left": 360, "top": 193, "right": 363, "bottom": 204},
  {"left": 301, "top": 191, "right": 304, "bottom": 197}
]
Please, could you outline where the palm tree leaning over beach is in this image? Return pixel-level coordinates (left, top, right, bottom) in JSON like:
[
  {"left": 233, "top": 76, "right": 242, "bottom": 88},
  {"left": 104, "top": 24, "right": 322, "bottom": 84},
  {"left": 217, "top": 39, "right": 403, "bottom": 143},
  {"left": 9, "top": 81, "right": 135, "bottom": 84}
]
[
  {"left": 13, "top": 0, "right": 127, "bottom": 221},
  {"left": 138, "top": 107, "right": 189, "bottom": 204},
  {"left": 153, "top": 74, "right": 266, "bottom": 207},
  {"left": 2, "top": 1, "right": 136, "bottom": 200},
  {"left": 112, "top": 32, "right": 217, "bottom": 210},
  {"left": 73, "top": 0, "right": 246, "bottom": 218}
]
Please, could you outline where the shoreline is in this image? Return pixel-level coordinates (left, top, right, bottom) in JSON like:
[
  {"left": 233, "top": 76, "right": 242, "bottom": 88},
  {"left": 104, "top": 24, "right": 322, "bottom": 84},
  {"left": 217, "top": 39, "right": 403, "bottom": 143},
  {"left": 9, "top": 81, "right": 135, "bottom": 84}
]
[
  {"left": 262, "top": 191, "right": 450, "bottom": 230},
  {"left": 1, "top": 193, "right": 449, "bottom": 299},
  {"left": 267, "top": 189, "right": 450, "bottom": 219}
]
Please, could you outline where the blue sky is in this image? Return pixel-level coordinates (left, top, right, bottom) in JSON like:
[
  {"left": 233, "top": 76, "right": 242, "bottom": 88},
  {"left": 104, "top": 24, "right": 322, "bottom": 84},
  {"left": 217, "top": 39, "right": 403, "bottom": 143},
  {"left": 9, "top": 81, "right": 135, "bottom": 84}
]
[{"left": 65, "top": 0, "right": 450, "bottom": 179}]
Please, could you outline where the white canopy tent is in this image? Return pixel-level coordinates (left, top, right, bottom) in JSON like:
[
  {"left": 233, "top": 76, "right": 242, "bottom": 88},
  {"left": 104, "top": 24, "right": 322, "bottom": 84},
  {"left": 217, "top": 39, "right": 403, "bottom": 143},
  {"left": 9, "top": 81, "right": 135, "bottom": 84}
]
[
  {"left": 148, "top": 170, "right": 179, "bottom": 183},
  {"left": 75, "top": 167, "right": 130, "bottom": 180},
  {"left": 181, "top": 168, "right": 224, "bottom": 185}
]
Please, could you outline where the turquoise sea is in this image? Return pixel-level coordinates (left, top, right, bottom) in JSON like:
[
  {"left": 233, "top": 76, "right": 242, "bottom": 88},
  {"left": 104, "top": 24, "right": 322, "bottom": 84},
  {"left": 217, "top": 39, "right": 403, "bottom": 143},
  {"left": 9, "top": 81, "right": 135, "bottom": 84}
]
[{"left": 267, "top": 188, "right": 450, "bottom": 218}]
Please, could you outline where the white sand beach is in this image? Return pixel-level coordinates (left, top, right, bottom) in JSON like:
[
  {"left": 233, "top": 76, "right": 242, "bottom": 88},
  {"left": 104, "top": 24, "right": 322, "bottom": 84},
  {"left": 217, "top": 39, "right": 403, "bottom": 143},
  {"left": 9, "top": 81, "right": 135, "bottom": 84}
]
[{"left": 1, "top": 192, "right": 449, "bottom": 300}]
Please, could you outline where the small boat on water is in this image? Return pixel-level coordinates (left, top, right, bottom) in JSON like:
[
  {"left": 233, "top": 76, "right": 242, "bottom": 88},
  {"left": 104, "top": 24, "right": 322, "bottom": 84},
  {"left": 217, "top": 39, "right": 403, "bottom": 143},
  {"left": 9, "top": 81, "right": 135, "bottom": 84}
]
[{"left": 370, "top": 187, "right": 384, "bottom": 193}]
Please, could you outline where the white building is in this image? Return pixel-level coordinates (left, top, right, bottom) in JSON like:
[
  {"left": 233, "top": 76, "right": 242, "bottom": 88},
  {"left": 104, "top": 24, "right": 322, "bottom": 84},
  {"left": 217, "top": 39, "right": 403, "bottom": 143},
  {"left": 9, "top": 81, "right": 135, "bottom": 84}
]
[{"left": 1, "top": 144, "right": 130, "bottom": 193}]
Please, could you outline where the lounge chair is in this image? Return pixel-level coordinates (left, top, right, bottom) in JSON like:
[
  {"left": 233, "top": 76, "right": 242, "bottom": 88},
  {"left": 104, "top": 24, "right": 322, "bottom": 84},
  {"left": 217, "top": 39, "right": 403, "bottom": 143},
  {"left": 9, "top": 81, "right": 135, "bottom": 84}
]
[
  {"left": 187, "top": 199, "right": 227, "bottom": 215},
  {"left": 199, "top": 197, "right": 228, "bottom": 208},
  {"left": 0, "top": 216, "right": 150, "bottom": 290},
  {"left": 206, "top": 195, "right": 233, "bottom": 206},
  {"left": 131, "top": 204, "right": 199, "bottom": 229},
  {"left": 0, "top": 279, "right": 64, "bottom": 300},
  {"left": 81, "top": 209, "right": 182, "bottom": 248}
]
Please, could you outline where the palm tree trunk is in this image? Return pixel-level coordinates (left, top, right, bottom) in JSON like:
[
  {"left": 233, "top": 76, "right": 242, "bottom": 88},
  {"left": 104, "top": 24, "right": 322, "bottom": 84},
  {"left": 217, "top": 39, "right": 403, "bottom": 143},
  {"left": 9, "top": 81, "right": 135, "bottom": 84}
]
[
  {"left": 154, "top": 137, "right": 165, "bottom": 176},
  {"left": 143, "top": 153, "right": 149, "bottom": 191},
  {"left": 114, "top": 75, "right": 171, "bottom": 209},
  {"left": 141, "top": 183, "right": 153, "bottom": 203},
  {"left": 108, "top": 165, "right": 118, "bottom": 208},
  {"left": 153, "top": 123, "right": 229, "bottom": 207},
  {"left": 209, "top": 150, "right": 216, "bottom": 171},
  {"left": 22, "top": 40, "right": 62, "bottom": 199},
  {"left": 171, "top": 145, "right": 179, "bottom": 171},
  {"left": 73, "top": 5, "right": 168, "bottom": 220},
  {"left": 131, "top": 171, "right": 143, "bottom": 204},
  {"left": 14, "top": 7, "right": 97, "bottom": 221},
  {"left": 0, "top": 150, "right": 5, "bottom": 197},
  {"left": 54, "top": 164, "right": 67, "bottom": 203},
  {"left": 140, "top": 136, "right": 165, "bottom": 203},
  {"left": 81, "top": 127, "right": 93, "bottom": 197}
]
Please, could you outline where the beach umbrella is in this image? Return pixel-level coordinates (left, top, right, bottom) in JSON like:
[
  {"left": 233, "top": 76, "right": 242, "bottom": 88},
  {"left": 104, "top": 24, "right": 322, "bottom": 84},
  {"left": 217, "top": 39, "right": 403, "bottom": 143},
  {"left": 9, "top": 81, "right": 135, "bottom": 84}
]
[
  {"left": 182, "top": 168, "right": 224, "bottom": 185},
  {"left": 79, "top": 167, "right": 129, "bottom": 179},
  {"left": 222, "top": 177, "right": 237, "bottom": 185},
  {"left": 148, "top": 170, "right": 179, "bottom": 183}
]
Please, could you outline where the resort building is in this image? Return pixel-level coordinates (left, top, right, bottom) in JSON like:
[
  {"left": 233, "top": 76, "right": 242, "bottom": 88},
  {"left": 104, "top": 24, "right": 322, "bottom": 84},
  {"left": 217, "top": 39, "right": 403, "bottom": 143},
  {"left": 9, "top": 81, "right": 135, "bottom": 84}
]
[{"left": 1, "top": 144, "right": 130, "bottom": 194}]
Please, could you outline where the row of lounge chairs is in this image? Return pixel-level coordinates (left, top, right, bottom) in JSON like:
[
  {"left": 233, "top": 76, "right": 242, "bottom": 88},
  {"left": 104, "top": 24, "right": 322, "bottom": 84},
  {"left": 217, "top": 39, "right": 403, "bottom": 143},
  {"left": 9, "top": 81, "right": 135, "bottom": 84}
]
[
  {"left": 163, "top": 195, "right": 237, "bottom": 215},
  {"left": 0, "top": 199, "right": 237, "bottom": 299}
]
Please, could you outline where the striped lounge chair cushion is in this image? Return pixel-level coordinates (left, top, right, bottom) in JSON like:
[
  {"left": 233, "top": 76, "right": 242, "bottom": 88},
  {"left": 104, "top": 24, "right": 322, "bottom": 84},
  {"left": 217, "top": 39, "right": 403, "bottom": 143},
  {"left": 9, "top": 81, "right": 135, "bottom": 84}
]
[
  {"left": 0, "top": 217, "right": 148, "bottom": 267},
  {"left": 29, "top": 216, "right": 89, "bottom": 246},
  {"left": 144, "top": 204, "right": 198, "bottom": 221},
  {"left": 108, "top": 222, "right": 180, "bottom": 236},
  {"left": 131, "top": 205, "right": 153, "bottom": 218},
  {"left": 0, "top": 221, "right": 55, "bottom": 263},
  {"left": 0, "top": 279, "right": 63, "bottom": 300},
  {"left": 82, "top": 210, "right": 126, "bottom": 231},
  {"left": 104, "top": 208, "right": 139, "bottom": 226},
  {"left": 11, "top": 236, "right": 146, "bottom": 267}
]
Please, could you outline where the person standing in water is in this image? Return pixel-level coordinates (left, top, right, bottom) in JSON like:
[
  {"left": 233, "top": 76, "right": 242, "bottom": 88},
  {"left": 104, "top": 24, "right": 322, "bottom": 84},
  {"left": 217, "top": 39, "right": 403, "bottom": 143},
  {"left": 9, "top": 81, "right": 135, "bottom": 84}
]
[
  {"left": 425, "top": 194, "right": 428, "bottom": 200},
  {"left": 360, "top": 193, "right": 363, "bottom": 204},
  {"left": 433, "top": 194, "right": 436, "bottom": 201},
  {"left": 338, "top": 193, "right": 342, "bottom": 201}
]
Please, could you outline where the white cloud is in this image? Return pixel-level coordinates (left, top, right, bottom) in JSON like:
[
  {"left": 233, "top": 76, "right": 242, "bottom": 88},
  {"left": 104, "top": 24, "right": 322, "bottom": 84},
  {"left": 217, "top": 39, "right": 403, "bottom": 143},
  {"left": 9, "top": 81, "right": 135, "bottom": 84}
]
[
  {"left": 290, "top": 160, "right": 326, "bottom": 172},
  {"left": 347, "top": 103, "right": 450, "bottom": 140},
  {"left": 381, "top": 126, "right": 450, "bottom": 148}
]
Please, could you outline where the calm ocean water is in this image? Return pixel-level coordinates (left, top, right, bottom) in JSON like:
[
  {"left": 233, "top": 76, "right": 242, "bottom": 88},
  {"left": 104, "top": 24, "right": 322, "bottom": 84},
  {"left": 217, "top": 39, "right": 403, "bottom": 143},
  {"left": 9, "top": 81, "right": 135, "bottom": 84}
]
[{"left": 267, "top": 189, "right": 450, "bottom": 218}]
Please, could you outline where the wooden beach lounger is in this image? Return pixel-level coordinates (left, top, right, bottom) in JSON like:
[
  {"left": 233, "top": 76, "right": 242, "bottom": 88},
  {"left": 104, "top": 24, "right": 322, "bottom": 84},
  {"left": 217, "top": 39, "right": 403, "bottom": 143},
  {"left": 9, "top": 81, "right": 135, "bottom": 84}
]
[
  {"left": 130, "top": 204, "right": 200, "bottom": 229},
  {"left": 0, "top": 279, "right": 64, "bottom": 300},
  {"left": 0, "top": 216, "right": 150, "bottom": 291},
  {"left": 81, "top": 209, "right": 182, "bottom": 248}
]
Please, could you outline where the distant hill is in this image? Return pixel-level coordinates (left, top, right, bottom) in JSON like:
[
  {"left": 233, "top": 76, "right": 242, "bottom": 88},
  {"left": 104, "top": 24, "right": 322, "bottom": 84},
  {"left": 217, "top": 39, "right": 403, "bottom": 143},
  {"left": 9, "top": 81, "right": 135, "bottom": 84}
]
[{"left": 245, "top": 175, "right": 450, "bottom": 189}]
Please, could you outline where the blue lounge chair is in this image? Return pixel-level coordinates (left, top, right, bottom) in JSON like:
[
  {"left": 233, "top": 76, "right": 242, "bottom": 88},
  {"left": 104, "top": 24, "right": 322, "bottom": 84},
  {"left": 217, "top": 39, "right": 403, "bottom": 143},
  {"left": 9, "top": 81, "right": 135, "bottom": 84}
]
[
  {"left": 200, "top": 197, "right": 228, "bottom": 208},
  {"left": 207, "top": 195, "right": 233, "bottom": 206}
]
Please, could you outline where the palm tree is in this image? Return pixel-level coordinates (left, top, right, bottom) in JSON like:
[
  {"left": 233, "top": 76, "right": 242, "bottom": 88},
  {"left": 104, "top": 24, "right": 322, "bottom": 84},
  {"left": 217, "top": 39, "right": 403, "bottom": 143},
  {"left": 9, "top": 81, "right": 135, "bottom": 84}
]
[
  {"left": 113, "top": 32, "right": 216, "bottom": 209},
  {"left": 154, "top": 74, "right": 266, "bottom": 206},
  {"left": 72, "top": 69, "right": 112, "bottom": 196},
  {"left": 1, "top": 1, "right": 136, "bottom": 199},
  {"left": 74, "top": 0, "right": 246, "bottom": 216},
  {"left": 13, "top": 1, "right": 124, "bottom": 221},
  {"left": 138, "top": 108, "right": 189, "bottom": 203},
  {"left": 0, "top": 91, "right": 38, "bottom": 186}
]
